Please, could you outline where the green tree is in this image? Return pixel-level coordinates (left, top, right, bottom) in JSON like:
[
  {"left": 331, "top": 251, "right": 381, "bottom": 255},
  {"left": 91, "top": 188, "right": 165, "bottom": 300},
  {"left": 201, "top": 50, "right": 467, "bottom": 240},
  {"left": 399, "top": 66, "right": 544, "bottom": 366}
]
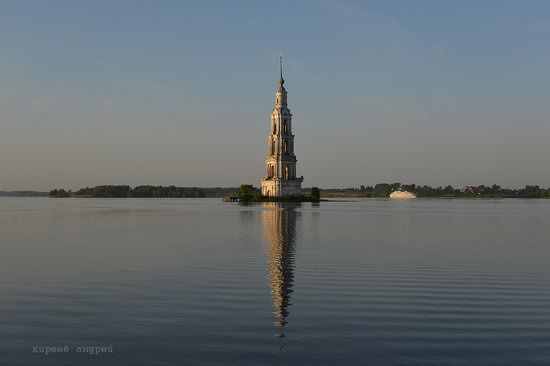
[
  {"left": 443, "top": 185, "right": 456, "bottom": 197},
  {"left": 237, "top": 184, "right": 256, "bottom": 201},
  {"left": 253, "top": 191, "right": 263, "bottom": 202},
  {"left": 49, "top": 188, "right": 70, "bottom": 197},
  {"left": 390, "top": 182, "right": 402, "bottom": 192},
  {"left": 401, "top": 184, "right": 416, "bottom": 193},
  {"left": 374, "top": 183, "right": 391, "bottom": 197},
  {"left": 311, "top": 186, "right": 320, "bottom": 199}
]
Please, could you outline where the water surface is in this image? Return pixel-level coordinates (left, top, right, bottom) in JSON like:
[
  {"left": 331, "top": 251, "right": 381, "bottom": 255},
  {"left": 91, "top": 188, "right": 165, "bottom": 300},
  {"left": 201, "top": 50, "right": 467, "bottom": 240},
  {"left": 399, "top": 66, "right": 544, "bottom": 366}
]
[{"left": 1, "top": 198, "right": 549, "bottom": 365}]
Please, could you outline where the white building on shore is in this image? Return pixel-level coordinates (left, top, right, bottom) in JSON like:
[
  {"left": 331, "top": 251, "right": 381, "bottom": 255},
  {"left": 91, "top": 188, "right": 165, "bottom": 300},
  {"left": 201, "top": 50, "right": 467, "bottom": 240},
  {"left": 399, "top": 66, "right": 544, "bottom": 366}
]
[{"left": 390, "top": 190, "right": 416, "bottom": 199}]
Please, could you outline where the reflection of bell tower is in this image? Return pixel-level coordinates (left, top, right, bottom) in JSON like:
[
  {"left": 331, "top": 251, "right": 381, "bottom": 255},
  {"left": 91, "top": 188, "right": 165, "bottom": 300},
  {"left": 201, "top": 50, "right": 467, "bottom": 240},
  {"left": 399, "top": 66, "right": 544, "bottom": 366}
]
[{"left": 262, "top": 202, "right": 298, "bottom": 343}]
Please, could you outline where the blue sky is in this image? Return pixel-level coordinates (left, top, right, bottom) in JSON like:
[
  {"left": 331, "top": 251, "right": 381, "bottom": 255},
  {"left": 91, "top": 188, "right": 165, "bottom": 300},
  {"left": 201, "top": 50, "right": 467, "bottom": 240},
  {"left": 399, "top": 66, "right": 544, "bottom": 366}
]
[{"left": 1, "top": 0, "right": 549, "bottom": 190}]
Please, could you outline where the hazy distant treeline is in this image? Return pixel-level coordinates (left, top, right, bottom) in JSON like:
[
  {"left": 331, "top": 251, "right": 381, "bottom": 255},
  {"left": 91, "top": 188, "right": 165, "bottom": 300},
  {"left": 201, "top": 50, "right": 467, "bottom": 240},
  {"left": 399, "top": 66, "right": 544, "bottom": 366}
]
[
  {"left": 45, "top": 183, "right": 550, "bottom": 199},
  {"left": 71, "top": 185, "right": 238, "bottom": 198},
  {"left": 321, "top": 183, "right": 550, "bottom": 198},
  {"left": 0, "top": 191, "right": 48, "bottom": 197}
]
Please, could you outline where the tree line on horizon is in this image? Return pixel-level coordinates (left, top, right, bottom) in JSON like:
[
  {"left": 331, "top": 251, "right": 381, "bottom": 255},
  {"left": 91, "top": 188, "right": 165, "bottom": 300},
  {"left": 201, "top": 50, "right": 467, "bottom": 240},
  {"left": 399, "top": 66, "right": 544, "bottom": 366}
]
[
  {"left": 72, "top": 185, "right": 215, "bottom": 198},
  {"left": 46, "top": 183, "right": 550, "bottom": 199},
  {"left": 0, "top": 191, "right": 49, "bottom": 197},
  {"left": 322, "top": 183, "right": 550, "bottom": 198}
]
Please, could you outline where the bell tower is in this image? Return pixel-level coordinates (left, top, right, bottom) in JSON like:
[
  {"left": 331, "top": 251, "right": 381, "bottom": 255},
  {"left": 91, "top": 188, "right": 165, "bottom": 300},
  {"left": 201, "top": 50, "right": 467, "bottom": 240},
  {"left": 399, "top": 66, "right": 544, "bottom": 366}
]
[{"left": 261, "top": 57, "right": 303, "bottom": 197}]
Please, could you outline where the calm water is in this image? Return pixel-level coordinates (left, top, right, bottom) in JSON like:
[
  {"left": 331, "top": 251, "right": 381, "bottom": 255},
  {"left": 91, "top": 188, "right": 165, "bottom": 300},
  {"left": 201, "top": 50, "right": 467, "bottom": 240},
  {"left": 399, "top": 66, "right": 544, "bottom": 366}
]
[{"left": 1, "top": 197, "right": 550, "bottom": 365}]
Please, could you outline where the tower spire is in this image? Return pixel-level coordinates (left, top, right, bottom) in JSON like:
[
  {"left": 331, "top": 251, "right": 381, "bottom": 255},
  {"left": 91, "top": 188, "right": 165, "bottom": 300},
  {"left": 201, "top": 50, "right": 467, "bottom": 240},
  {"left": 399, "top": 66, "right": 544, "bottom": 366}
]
[{"left": 279, "top": 54, "right": 284, "bottom": 86}]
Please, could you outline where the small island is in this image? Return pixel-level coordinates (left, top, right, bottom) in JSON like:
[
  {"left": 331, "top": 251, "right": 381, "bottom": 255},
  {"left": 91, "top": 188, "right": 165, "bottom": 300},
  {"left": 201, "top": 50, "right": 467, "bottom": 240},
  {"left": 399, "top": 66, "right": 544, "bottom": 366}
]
[{"left": 225, "top": 184, "right": 322, "bottom": 203}]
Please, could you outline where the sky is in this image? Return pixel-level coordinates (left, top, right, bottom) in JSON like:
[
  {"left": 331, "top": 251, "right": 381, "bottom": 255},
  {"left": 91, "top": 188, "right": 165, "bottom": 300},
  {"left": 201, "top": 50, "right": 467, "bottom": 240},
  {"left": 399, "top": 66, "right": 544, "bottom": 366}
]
[{"left": 1, "top": 0, "right": 550, "bottom": 190}]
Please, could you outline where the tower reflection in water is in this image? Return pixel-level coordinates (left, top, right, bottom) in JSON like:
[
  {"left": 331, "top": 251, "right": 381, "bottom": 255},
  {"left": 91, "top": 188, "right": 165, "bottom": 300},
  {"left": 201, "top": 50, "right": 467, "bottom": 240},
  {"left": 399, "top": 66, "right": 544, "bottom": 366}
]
[{"left": 261, "top": 202, "right": 298, "bottom": 346}]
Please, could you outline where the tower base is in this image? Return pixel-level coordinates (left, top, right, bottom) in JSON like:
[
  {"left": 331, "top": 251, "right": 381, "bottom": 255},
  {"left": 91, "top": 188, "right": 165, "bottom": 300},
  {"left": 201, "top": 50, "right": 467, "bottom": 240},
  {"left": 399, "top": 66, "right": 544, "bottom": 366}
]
[{"left": 261, "top": 178, "right": 303, "bottom": 197}]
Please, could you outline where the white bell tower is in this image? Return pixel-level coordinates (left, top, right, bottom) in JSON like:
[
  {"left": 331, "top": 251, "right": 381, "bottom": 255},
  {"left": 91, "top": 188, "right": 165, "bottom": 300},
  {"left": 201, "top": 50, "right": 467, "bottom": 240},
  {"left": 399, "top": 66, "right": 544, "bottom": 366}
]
[{"left": 260, "top": 57, "right": 303, "bottom": 197}]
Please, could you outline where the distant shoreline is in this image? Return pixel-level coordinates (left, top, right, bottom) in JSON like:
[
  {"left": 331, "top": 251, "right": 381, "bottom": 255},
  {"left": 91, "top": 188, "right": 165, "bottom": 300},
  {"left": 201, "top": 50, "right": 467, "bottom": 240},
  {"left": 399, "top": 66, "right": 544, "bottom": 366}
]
[
  {"left": 2, "top": 193, "right": 550, "bottom": 200},
  {"left": 0, "top": 191, "right": 48, "bottom": 197},
  {"left": 3, "top": 183, "right": 550, "bottom": 199},
  {"left": 2, "top": 195, "right": 550, "bottom": 201}
]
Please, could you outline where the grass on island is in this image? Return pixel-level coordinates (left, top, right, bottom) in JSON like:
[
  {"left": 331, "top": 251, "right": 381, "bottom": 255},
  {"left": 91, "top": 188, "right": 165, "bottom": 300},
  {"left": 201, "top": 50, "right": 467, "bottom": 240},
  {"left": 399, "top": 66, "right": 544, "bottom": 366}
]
[{"left": 234, "top": 185, "right": 321, "bottom": 203}]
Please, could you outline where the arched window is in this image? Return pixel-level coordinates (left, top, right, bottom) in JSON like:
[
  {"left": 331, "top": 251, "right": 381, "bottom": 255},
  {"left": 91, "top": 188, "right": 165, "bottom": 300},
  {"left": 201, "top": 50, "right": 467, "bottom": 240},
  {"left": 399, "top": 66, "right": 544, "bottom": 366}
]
[
  {"left": 271, "top": 139, "right": 275, "bottom": 154},
  {"left": 273, "top": 123, "right": 277, "bottom": 134},
  {"left": 284, "top": 141, "right": 288, "bottom": 154},
  {"left": 284, "top": 120, "right": 288, "bottom": 134},
  {"left": 271, "top": 165, "right": 275, "bottom": 178},
  {"left": 285, "top": 166, "right": 289, "bottom": 180}
]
